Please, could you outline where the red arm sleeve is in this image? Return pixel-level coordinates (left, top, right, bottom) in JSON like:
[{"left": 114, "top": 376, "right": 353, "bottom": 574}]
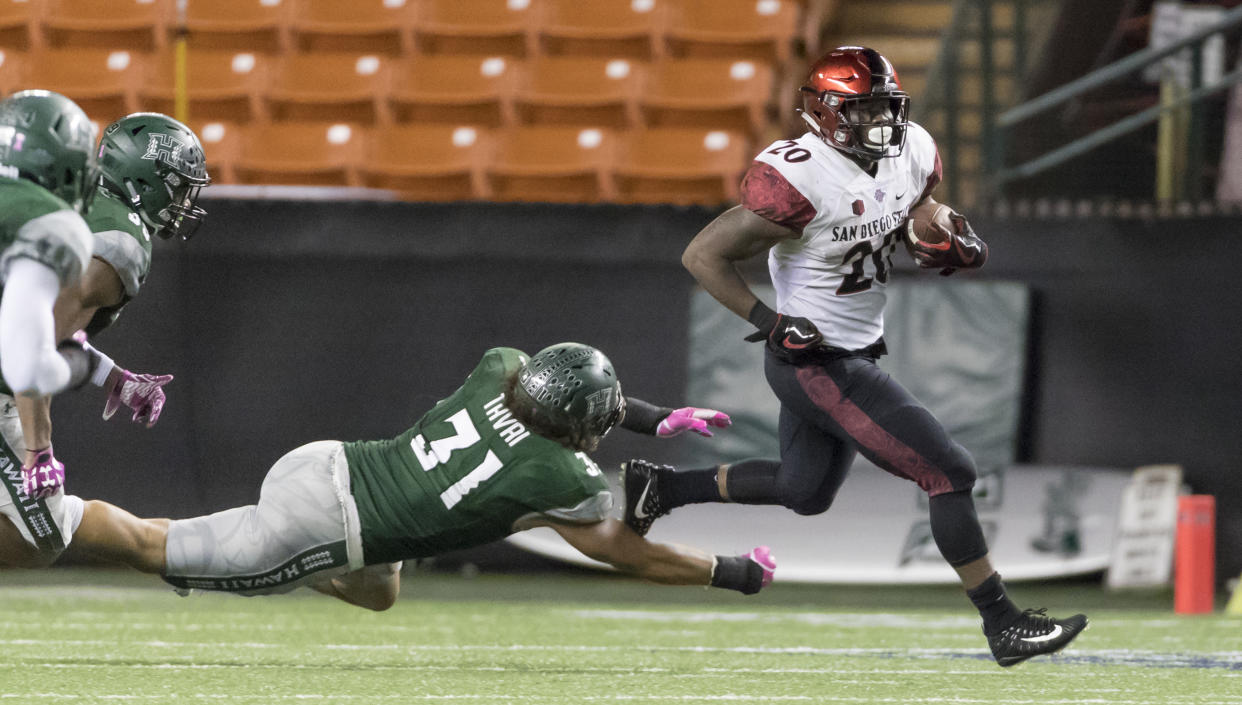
[
  {"left": 739, "top": 161, "right": 817, "bottom": 234},
  {"left": 917, "top": 148, "right": 943, "bottom": 203}
]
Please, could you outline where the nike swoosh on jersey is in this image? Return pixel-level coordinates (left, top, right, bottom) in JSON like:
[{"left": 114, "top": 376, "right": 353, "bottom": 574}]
[
  {"left": 633, "top": 480, "right": 654, "bottom": 519},
  {"left": 1020, "top": 625, "right": 1063, "bottom": 643}
]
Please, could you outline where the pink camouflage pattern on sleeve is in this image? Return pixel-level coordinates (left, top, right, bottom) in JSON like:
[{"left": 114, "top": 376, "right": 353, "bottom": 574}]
[{"left": 740, "top": 161, "right": 817, "bottom": 233}]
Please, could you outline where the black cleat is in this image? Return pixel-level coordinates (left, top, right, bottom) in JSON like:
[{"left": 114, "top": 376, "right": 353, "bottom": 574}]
[
  {"left": 622, "top": 459, "right": 673, "bottom": 536},
  {"left": 987, "top": 608, "right": 1088, "bottom": 667}
]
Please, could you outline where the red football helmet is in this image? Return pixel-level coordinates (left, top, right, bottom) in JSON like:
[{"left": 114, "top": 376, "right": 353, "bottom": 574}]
[{"left": 799, "top": 46, "right": 910, "bottom": 160}]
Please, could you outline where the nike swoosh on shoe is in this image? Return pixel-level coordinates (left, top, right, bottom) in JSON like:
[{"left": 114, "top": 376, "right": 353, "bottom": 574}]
[
  {"left": 1020, "top": 625, "right": 1063, "bottom": 643},
  {"left": 633, "top": 480, "right": 654, "bottom": 519}
]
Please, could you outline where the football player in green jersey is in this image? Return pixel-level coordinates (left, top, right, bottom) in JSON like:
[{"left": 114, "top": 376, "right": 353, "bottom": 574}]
[
  {"left": 0, "top": 90, "right": 97, "bottom": 400},
  {"left": 56, "top": 343, "right": 775, "bottom": 609},
  {"left": 0, "top": 89, "right": 104, "bottom": 558},
  {"left": 0, "top": 110, "right": 209, "bottom": 567}
]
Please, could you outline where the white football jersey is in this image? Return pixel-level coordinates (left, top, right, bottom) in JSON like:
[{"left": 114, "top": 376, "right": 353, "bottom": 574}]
[{"left": 741, "top": 122, "right": 941, "bottom": 350}]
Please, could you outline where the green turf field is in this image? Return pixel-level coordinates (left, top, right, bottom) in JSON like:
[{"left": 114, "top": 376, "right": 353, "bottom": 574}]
[{"left": 0, "top": 568, "right": 1238, "bottom": 704}]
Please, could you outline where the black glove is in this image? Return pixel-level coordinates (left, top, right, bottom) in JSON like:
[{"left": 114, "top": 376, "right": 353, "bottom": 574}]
[
  {"left": 907, "top": 212, "right": 988, "bottom": 276},
  {"left": 744, "top": 302, "right": 823, "bottom": 362}
]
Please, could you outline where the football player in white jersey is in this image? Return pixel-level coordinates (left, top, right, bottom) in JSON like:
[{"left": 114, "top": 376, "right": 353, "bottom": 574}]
[{"left": 622, "top": 46, "right": 1086, "bottom": 668}]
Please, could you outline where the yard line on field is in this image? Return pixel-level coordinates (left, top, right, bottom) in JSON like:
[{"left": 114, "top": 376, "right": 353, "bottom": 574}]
[
  {"left": 5, "top": 696, "right": 1242, "bottom": 704},
  {"left": 568, "top": 610, "right": 980, "bottom": 628},
  {"left": 3, "top": 638, "right": 1239, "bottom": 670},
  {"left": 0, "top": 661, "right": 1139, "bottom": 680}
]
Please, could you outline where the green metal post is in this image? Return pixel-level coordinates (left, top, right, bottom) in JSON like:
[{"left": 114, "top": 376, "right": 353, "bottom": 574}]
[
  {"left": 980, "top": 0, "right": 997, "bottom": 202},
  {"left": 1186, "top": 44, "right": 1205, "bottom": 202},
  {"left": 943, "top": 4, "right": 962, "bottom": 204},
  {"left": 1013, "top": 0, "right": 1027, "bottom": 84}
]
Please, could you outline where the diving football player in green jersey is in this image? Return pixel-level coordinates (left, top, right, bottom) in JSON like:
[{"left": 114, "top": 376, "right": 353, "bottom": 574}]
[
  {"left": 74, "top": 343, "right": 775, "bottom": 610},
  {"left": 0, "top": 111, "right": 210, "bottom": 568}
]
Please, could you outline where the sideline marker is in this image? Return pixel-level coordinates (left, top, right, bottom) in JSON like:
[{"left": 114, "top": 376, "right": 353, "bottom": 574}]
[{"left": 1174, "top": 494, "right": 1215, "bottom": 614}]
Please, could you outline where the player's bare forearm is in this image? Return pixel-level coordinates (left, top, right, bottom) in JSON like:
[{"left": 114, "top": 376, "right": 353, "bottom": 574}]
[
  {"left": 547, "top": 518, "right": 713, "bottom": 586},
  {"left": 309, "top": 566, "right": 400, "bottom": 611},
  {"left": 16, "top": 394, "right": 52, "bottom": 459},
  {"left": 51, "top": 257, "right": 125, "bottom": 341},
  {"left": 682, "top": 206, "right": 798, "bottom": 319}
]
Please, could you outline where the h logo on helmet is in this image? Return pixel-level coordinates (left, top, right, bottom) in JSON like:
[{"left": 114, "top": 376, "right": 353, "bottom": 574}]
[
  {"left": 585, "top": 388, "right": 615, "bottom": 418},
  {"left": 142, "top": 133, "right": 183, "bottom": 163}
]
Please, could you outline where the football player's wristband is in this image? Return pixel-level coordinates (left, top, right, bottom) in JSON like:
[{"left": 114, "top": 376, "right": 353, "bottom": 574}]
[
  {"left": 85, "top": 344, "right": 115, "bottom": 387},
  {"left": 55, "top": 339, "right": 114, "bottom": 391},
  {"left": 710, "top": 554, "right": 764, "bottom": 595},
  {"left": 619, "top": 396, "right": 673, "bottom": 436},
  {"left": 747, "top": 301, "right": 778, "bottom": 337}
]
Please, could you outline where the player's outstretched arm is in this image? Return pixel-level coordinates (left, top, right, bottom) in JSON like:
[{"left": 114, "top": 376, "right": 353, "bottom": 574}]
[
  {"left": 621, "top": 397, "right": 732, "bottom": 438},
  {"left": 50, "top": 259, "right": 173, "bottom": 427},
  {"left": 546, "top": 518, "right": 775, "bottom": 594},
  {"left": 55, "top": 333, "right": 174, "bottom": 428}
]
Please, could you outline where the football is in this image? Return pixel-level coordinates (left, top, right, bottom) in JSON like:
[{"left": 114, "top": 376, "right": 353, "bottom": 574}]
[{"left": 905, "top": 200, "right": 957, "bottom": 247}]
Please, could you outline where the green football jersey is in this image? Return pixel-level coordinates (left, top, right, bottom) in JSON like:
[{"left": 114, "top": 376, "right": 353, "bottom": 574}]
[
  {"left": 82, "top": 190, "right": 153, "bottom": 335},
  {"left": 345, "top": 347, "right": 614, "bottom": 565},
  {"left": 0, "top": 177, "right": 93, "bottom": 395}
]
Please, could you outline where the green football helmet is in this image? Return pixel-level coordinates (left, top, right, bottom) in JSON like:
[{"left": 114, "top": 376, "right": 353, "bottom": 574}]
[
  {"left": 98, "top": 112, "right": 209, "bottom": 240},
  {"left": 0, "top": 89, "right": 98, "bottom": 213},
  {"left": 514, "top": 342, "right": 625, "bottom": 449}
]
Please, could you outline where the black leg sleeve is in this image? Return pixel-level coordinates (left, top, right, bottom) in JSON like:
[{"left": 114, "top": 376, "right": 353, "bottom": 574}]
[
  {"left": 723, "top": 459, "right": 783, "bottom": 504},
  {"left": 928, "top": 489, "right": 991, "bottom": 567}
]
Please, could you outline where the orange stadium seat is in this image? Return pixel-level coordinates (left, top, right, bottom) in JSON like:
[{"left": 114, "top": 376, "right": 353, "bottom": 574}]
[
  {"left": 640, "top": 58, "right": 773, "bottom": 137},
  {"left": 234, "top": 122, "right": 363, "bottom": 186},
  {"left": 413, "top": 0, "right": 536, "bottom": 57},
  {"left": 359, "top": 124, "right": 490, "bottom": 201},
  {"left": 139, "top": 50, "right": 269, "bottom": 123},
  {"left": 535, "top": 0, "right": 664, "bottom": 60},
  {"left": 613, "top": 127, "right": 747, "bottom": 205},
  {"left": 663, "top": 0, "right": 798, "bottom": 63},
  {"left": 0, "top": 49, "right": 24, "bottom": 95},
  {"left": 486, "top": 126, "right": 616, "bottom": 203},
  {"left": 21, "top": 48, "right": 145, "bottom": 118},
  {"left": 189, "top": 119, "right": 242, "bottom": 184},
  {"left": 514, "top": 56, "right": 644, "bottom": 129},
  {"left": 184, "top": 0, "right": 291, "bottom": 53},
  {"left": 388, "top": 54, "right": 518, "bottom": 127},
  {"left": 289, "top": 0, "right": 415, "bottom": 55},
  {"left": 266, "top": 53, "right": 392, "bottom": 125},
  {"left": 0, "top": 0, "right": 39, "bottom": 51},
  {"left": 40, "top": 0, "right": 170, "bottom": 51}
]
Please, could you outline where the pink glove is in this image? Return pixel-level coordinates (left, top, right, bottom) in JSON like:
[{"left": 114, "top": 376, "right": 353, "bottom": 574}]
[
  {"left": 22, "top": 447, "right": 65, "bottom": 499},
  {"left": 656, "top": 407, "right": 732, "bottom": 438},
  {"left": 748, "top": 545, "right": 776, "bottom": 590},
  {"left": 104, "top": 371, "right": 173, "bottom": 428}
]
